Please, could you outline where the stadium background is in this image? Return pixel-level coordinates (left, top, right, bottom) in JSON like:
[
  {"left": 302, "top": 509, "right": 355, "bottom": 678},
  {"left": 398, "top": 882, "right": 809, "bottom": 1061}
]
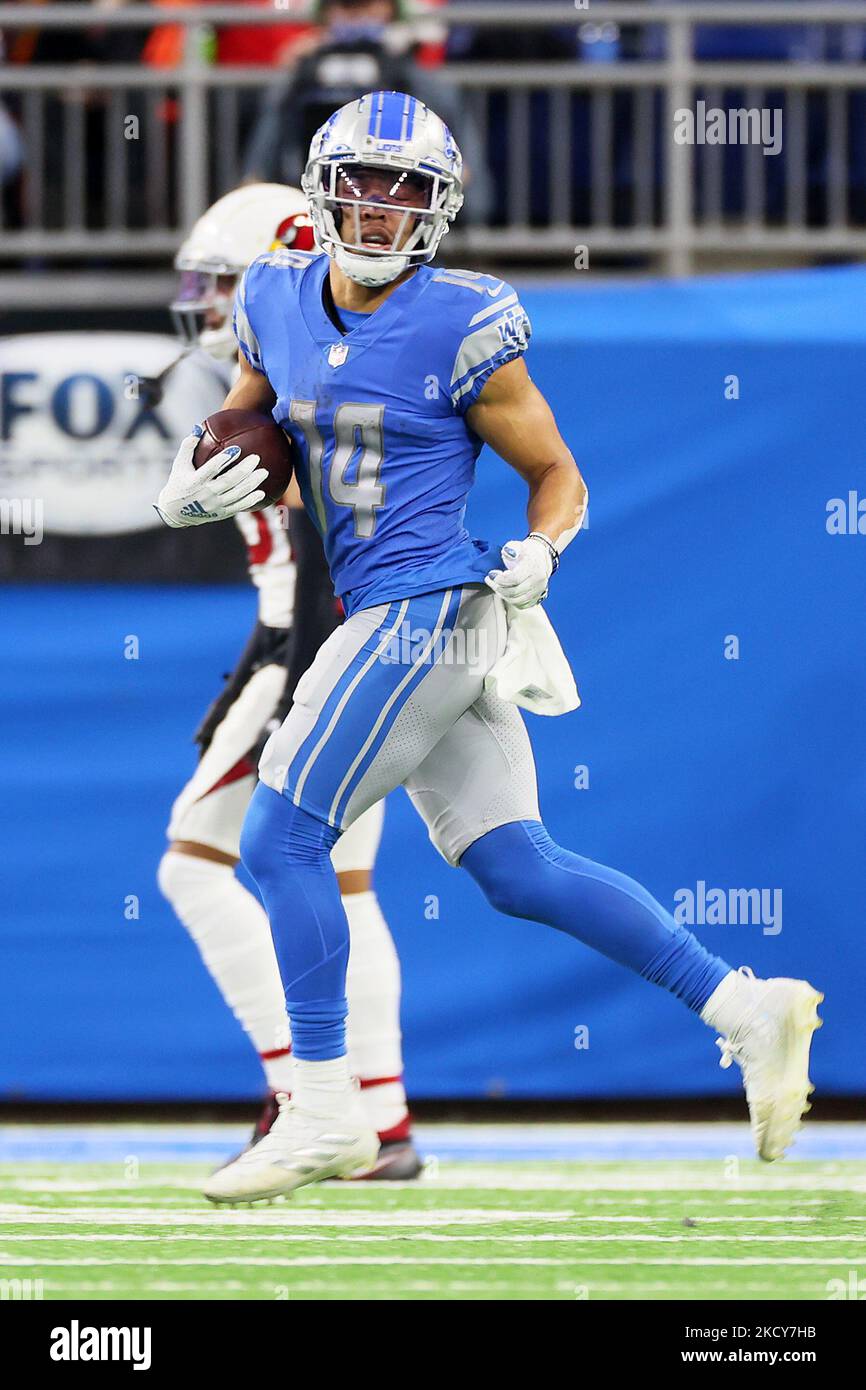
[{"left": 1, "top": 2, "right": 864, "bottom": 1106}]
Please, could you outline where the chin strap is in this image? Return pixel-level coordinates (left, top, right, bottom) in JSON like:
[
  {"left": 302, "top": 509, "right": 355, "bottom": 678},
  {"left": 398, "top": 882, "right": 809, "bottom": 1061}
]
[{"left": 334, "top": 245, "right": 410, "bottom": 288}]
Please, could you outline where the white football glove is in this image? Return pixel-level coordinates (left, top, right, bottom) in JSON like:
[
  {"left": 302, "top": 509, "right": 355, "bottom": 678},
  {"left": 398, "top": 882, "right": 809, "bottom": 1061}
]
[
  {"left": 485, "top": 534, "right": 556, "bottom": 609},
  {"left": 154, "top": 426, "right": 268, "bottom": 528}
]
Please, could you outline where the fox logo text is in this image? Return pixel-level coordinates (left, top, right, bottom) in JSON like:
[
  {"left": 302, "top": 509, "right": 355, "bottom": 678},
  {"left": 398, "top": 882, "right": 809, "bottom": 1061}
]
[{"left": 0, "top": 333, "right": 225, "bottom": 535}]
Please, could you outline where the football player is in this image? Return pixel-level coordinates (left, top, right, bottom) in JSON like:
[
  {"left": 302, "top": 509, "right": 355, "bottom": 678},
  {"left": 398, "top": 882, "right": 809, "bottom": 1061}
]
[
  {"left": 156, "top": 93, "right": 823, "bottom": 1203},
  {"left": 157, "top": 182, "right": 421, "bottom": 1178}
]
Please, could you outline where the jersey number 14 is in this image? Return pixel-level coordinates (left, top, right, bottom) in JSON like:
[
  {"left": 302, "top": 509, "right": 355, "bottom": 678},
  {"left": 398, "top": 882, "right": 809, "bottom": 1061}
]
[{"left": 289, "top": 400, "right": 385, "bottom": 540}]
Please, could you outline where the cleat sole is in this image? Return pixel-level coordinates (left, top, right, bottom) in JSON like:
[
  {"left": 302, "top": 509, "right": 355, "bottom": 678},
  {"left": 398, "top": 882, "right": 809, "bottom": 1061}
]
[{"left": 757, "top": 982, "right": 823, "bottom": 1162}]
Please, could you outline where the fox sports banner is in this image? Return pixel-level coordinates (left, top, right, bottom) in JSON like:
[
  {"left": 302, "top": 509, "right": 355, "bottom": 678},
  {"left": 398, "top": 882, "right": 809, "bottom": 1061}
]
[{"left": 0, "top": 333, "right": 227, "bottom": 536}]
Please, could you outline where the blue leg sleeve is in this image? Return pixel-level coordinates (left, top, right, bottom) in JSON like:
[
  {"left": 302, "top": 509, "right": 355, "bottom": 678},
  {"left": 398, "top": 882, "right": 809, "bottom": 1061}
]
[
  {"left": 461, "top": 821, "right": 730, "bottom": 1012},
  {"left": 240, "top": 782, "right": 349, "bottom": 1060}
]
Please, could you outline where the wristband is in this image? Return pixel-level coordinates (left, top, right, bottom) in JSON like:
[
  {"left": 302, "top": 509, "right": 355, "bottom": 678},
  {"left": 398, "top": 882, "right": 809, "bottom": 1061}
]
[{"left": 527, "top": 531, "right": 560, "bottom": 574}]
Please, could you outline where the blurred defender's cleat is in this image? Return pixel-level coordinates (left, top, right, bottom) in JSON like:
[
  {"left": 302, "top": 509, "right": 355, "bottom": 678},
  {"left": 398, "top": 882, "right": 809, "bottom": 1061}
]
[
  {"left": 212, "top": 1095, "right": 422, "bottom": 1182},
  {"left": 712, "top": 968, "right": 823, "bottom": 1161},
  {"left": 347, "top": 1137, "right": 424, "bottom": 1181},
  {"left": 202, "top": 1092, "right": 379, "bottom": 1204}
]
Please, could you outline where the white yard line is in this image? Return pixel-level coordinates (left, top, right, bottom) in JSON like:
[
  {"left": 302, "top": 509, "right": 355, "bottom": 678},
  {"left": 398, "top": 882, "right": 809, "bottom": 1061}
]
[
  {"left": 0, "top": 1182, "right": 841, "bottom": 1209},
  {"left": 0, "top": 1207, "right": 572, "bottom": 1227},
  {"left": 0, "top": 1255, "right": 859, "bottom": 1268},
  {"left": 4, "top": 1122, "right": 865, "bottom": 1142},
  {"left": 3, "top": 1172, "right": 866, "bottom": 1194},
  {"left": 387, "top": 1173, "right": 866, "bottom": 1192},
  {"left": 2, "top": 1232, "right": 862, "bottom": 1245},
  {"left": 0, "top": 1210, "right": 823, "bottom": 1228}
]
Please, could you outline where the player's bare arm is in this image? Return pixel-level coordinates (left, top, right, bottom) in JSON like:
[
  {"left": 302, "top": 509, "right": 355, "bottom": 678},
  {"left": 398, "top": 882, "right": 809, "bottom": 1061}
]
[
  {"left": 468, "top": 357, "right": 588, "bottom": 608},
  {"left": 219, "top": 354, "right": 306, "bottom": 509},
  {"left": 222, "top": 360, "right": 302, "bottom": 512},
  {"left": 468, "top": 357, "right": 587, "bottom": 546},
  {"left": 221, "top": 349, "right": 276, "bottom": 413}
]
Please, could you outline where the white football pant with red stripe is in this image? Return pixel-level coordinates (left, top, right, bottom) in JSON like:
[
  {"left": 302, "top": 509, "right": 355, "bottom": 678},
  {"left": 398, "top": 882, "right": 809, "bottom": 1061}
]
[{"left": 159, "top": 663, "right": 409, "bottom": 1142}]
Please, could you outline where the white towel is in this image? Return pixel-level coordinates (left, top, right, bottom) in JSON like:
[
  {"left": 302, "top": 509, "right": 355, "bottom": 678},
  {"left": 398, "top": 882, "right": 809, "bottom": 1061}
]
[{"left": 484, "top": 603, "right": 580, "bottom": 716}]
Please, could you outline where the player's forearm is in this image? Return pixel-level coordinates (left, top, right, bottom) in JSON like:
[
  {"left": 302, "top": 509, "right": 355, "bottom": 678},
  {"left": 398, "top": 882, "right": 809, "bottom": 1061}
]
[
  {"left": 485, "top": 452, "right": 587, "bottom": 608},
  {"left": 469, "top": 360, "right": 587, "bottom": 560},
  {"left": 526, "top": 456, "right": 588, "bottom": 558},
  {"left": 222, "top": 356, "right": 276, "bottom": 413}
]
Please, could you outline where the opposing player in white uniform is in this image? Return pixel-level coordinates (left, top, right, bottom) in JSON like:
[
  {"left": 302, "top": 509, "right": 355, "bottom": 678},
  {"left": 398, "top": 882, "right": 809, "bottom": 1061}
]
[
  {"left": 156, "top": 95, "right": 823, "bottom": 1204},
  {"left": 157, "top": 183, "right": 420, "bottom": 1177}
]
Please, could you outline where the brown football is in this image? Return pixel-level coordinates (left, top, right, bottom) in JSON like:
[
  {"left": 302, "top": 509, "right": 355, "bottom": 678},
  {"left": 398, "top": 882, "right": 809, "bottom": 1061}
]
[{"left": 193, "top": 409, "right": 295, "bottom": 508}]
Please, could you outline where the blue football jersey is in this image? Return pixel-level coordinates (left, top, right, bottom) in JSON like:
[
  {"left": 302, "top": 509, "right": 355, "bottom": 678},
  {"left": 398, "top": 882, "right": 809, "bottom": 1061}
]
[{"left": 233, "top": 251, "right": 531, "bottom": 615}]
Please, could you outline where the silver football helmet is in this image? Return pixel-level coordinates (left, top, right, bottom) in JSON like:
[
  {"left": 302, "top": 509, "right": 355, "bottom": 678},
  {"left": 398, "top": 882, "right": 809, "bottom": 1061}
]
[{"left": 302, "top": 90, "right": 464, "bottom": 289}]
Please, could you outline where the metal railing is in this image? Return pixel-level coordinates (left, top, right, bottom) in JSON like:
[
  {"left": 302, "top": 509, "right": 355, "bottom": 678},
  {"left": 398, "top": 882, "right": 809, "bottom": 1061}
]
[{"left": 2, "top": 2, "right": 866, "bottom": 299}]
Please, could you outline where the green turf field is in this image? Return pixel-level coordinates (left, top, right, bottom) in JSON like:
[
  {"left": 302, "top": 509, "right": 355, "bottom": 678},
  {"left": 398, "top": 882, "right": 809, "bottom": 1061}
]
[{"left": 2, "top": 1152, "right": 865, "bottom": 1301}]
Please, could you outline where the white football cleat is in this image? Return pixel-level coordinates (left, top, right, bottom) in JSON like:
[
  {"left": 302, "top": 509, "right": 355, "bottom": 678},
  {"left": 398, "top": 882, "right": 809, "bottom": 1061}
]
[
  {"left": 713, "top": 968, "right": 823, "bottom": 1161},
  {"left": 203, "top": 1093, "right": 379, "bottom": 1204}
]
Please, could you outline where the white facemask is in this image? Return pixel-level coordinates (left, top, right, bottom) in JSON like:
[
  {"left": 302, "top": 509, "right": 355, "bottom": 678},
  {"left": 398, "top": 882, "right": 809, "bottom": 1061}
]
[{"left": 199, "top": 323, "right": 240, "bottom": 361}]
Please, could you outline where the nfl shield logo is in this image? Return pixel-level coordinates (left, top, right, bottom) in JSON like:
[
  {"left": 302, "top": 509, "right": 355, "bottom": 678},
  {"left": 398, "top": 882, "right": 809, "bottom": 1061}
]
[{"left": 328, "top": 342, "right": 349, "bottom": 368}]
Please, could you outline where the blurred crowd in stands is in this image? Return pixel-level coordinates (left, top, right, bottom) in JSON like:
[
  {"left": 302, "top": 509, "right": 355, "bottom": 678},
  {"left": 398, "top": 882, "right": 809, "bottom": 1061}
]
[{"left": 2, "top": 0, "right": 866, "bottom": 242}]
